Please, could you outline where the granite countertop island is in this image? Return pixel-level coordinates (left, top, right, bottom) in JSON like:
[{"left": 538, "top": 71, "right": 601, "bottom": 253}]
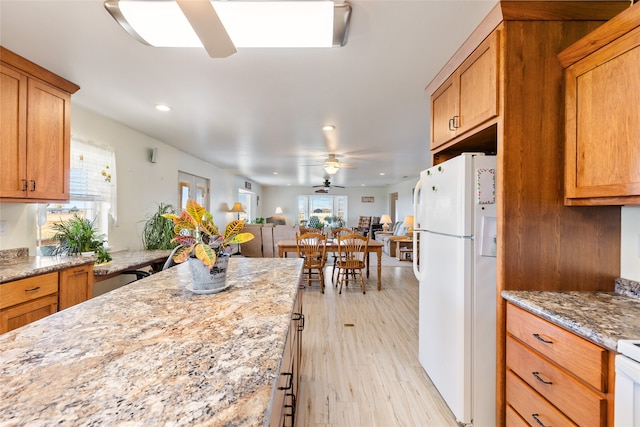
[
  {"left": 502, "top": 278, "right": 640, "bottom": 351},
  {"left": 0, "top": 257, "right": 303, "bottom": 426}
]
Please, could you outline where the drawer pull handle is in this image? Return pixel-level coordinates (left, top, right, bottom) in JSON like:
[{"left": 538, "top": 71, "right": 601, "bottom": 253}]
[
  {"left": 532, "top": 414, "right": 549, "bottom": 427},
  {"left": 532, "top": 371, "right": 552, "bottom": 385},
  {"left": 278, "top": 372, "right": 293, "bottom": 390},
  {"left": 25, "top": 286, "right": 41, "bottom": 293},
  {"left": 532, "top": 333, "right": 553, "bottom": 344}
]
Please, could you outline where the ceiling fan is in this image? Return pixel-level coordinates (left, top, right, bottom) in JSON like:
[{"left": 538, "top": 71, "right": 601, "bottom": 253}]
[
  {"left": 317, "top": 154, "right": 357, "bottom": 175},
  {"left": 313, "top": 178, "right": 345, "bottom": 193}
]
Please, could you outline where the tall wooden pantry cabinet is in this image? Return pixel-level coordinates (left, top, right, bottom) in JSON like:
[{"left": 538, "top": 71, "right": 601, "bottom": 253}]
[{"left": 424, "top": 2, "right": 627, "bottom": 425}]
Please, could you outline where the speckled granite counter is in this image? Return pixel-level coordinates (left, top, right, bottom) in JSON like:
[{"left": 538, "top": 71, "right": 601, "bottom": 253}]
[
  {"left": 93, "top": 249, "right": 172, "bottom": 281},
  {"left": 0, "top": 257, "right": 303, "bottom": 426},
  {"left": 502, "top": 279, "right": 640, "bottom": 351},
  {"left": 0, "top": 248, "right": 94, "bottom": 283}
]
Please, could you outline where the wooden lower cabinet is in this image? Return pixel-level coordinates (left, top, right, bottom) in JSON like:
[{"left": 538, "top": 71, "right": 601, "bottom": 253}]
[
  {"left": 270, "top": 288, "right": 304, "bottom": 427},
  {"left": 506, "top": 304, "right": 612, "bottom": 426},
  {"left": 0, "top": 272, "right": 59, "bottom": 333},
  {"left": 0, "top": 294, "right": 58, "bottom": 334},
  {"left": 1, "top": 264, "right": 94, "bottom": 333},
  {"left": 59, "top": 264, "right": 93, "bottom": 310}
]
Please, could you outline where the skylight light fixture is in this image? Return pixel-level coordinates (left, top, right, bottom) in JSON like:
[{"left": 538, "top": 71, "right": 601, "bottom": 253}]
[{"left": 104, "top": 1, "right": 352, "bottom": 58}]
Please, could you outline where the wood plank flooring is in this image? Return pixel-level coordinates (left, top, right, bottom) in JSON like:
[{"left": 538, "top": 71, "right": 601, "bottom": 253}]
[{"left": 295, "top": 258, "right": 459, "bottom": 426}]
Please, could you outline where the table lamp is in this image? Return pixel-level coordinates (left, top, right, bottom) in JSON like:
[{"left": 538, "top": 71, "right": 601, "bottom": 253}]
[
  {"left": 275, "top": 207, "right": 284, "bottom": 215},
  {"left": 380, "top": 214, "right": 392, "bottom": 232},
  {"left": 403, "top": 215, "right": 414, "bottom": 239},
  {"left": 230, "top": 202, "right": 245, "bottom": 220}
]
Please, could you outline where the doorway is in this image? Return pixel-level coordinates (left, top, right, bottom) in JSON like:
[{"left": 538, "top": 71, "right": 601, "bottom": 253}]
[{"left": 390, "top": 192, "right": 398, "bottom": 223}]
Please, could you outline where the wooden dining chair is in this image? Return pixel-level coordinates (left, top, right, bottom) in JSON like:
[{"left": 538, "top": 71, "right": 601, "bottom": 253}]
[
  {"left": 296, "top": 232, "right": 328, "bottom": 293},
  {"left": 335, "top": 233, "right": 369, "bottom": 294},
  {"left": 330, "top": 227, "right": 353, "bottom": 285}
]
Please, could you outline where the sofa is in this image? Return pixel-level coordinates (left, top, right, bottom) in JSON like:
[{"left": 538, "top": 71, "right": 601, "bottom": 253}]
[
  {"left": 374, "top": 221, "right": 409, "bottom": 257},
  {"left": 241, "top": 224, "right": 300, "bottom": 257}
]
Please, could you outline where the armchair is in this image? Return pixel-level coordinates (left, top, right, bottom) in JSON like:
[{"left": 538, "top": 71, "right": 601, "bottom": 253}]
[{"left": 353, "top": 216, "right": 372, "bottom": 237}]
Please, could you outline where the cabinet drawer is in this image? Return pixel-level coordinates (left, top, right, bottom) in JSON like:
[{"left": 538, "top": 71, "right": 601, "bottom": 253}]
[
  {"left": 507, "top": 370, "right": 577, "bottom": 427},
  {"left": 506, "top": 404, "right": 529, "bottom": 427},
  {"left": 506, "top": 304, "right": 606, "bottom": 391},
  {"left": 0, "top": 294, "right": 58, "bottom": 334},
  {"left": 0, "top": 272, "right": 58, "bottom": 309},
  {"left": 507, "top": 335, "right": 606, "bottom": 426}
]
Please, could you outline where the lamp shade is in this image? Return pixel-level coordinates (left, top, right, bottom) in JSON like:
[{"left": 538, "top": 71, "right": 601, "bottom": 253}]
[
  {"left": 275, "top": 207, "right": 284, "bottom": 215},
  {"left": 380, "top": 214, "right": 392, "bottom": 232},
  {"left": 402, "top": 215, "right": 414, "bottom": 229},
  {"left": 230, "top": 202, "right": 245, "bottom": 213}
]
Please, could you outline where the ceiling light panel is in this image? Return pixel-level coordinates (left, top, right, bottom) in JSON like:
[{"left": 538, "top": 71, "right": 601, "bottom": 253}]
[
  {"left": 213, "top": 1, "right": 334, "bottom": 48},
  {"left": 117, "top": 1, "right": 201, "bottom": 47},
  {"left": 108, "top": 1, "right": 336, "bottom": 49}
]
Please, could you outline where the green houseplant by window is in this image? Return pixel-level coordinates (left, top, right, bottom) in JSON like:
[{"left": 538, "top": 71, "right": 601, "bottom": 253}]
[
  {"left": 141, "top": 202, "right": 179, "bottom": 250},
  {"left": 51, "top": 214, "right": 106, "bottom": 256}
]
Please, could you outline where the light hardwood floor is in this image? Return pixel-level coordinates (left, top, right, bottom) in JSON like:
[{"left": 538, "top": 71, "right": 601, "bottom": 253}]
[{"left": 295, "top": 257, "right": 459, "bottom": 426}]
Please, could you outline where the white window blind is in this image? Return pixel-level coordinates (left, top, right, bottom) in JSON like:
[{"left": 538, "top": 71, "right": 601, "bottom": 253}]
[{"left": 70, "top": 137, "right": 118, "bottom": 221}]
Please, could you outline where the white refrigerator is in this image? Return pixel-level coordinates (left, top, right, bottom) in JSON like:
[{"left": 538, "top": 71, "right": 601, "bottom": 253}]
[{"left": 412, "top": 153, "right": 497, "bottom": 427}]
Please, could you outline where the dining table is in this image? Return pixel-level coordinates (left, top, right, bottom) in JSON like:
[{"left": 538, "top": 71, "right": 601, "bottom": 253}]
[{"left": 276, "top": 238, "right": 383, "bottom": 290}]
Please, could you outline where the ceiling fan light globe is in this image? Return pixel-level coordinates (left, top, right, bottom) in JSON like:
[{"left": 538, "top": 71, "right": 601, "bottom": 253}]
[{"left": 324, "top": 165, "right": 339, "bottom": 175}]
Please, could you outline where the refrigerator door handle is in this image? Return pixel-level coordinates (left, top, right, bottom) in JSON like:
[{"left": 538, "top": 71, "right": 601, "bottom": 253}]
[{"left": 413, "top": 178, "right": 424, "bottom": 282}]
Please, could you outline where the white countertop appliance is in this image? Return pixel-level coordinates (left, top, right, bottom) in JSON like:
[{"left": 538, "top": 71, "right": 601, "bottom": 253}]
[
  {"left": 616, "top": 340, "right": 640, "bottom": 426},
  {"left": 413, "top": 153, "right": 497, "bottom": 427}
]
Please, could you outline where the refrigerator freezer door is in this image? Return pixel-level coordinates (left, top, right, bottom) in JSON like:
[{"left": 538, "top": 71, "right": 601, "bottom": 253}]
[
  {"left": 419, "top": 231, "right": 472, "bottom": 424},
  {"left": 413, "top": 176, "right": 426, "bottom": 282},
  {"left": 423, "top": 155, "right": 473, "bottom": 237}
]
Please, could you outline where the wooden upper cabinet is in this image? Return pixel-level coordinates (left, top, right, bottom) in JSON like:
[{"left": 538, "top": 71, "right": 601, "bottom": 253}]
[
  {"left": 0, "top": 64, "right": 27, "bottom": 198},
  {"left": 0, "top": 47, "right": 79, "bottom": 202},
  {"left": 430, "top": 31, "right": 499, "bottom": 150},
  {"left": 560, "top": 3, "right": 640, "bottom": 205}
]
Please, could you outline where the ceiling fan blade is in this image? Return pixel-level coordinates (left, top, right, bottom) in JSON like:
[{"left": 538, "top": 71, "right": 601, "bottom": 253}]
[{"left": 176, "top": 0, "right": 237, "bottom": 58}]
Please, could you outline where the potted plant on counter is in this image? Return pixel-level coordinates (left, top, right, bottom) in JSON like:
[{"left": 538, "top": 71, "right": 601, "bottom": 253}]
[
  {"left": 163, "top": 199, "right": 254, "bottom": 292},
  {"left": 51, "top": 214, "right": 107, "bottom": 258}
]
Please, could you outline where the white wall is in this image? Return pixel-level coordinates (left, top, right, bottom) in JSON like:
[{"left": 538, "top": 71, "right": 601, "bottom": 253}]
[
  {"left": 262, "top": 186, "right": 392, "bottom": 228},
  {"left": 388, "top": 177, "right": 418, "bottom": 223},
  {"left": 0, "top": 105, "right": 263, "bottom": 254},
  {"left": 621, "top": 206, "right": 640, "bottom": 282}
]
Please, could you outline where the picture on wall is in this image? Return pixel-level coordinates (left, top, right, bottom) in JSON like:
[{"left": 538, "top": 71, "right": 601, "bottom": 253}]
[{"left": 361, "top": 196, "right": 374, "bottom": 203}]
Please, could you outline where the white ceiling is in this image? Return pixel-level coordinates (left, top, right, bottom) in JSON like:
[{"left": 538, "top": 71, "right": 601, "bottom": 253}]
[{"left": 0, "top": 0, "right": 496, "bottom": 189}]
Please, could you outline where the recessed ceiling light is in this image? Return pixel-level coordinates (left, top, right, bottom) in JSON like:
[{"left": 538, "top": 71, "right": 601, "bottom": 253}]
[
  {"left": 155, "top": 104, "right": 172, "bottom": 112},
  {"left": 322, "top": 125, "right": 335, "bottom": 131},
  {"left": 273, "top": 172, "right": 279, "bottom": 175},
  {"left": 379, "top": 172, "right": 385, "bottom": 176}
]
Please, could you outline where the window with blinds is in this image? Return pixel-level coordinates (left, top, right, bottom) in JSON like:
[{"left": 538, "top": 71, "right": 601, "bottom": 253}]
[{"left": 37, "top": 138, "right": 117, "bottom": 252}]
